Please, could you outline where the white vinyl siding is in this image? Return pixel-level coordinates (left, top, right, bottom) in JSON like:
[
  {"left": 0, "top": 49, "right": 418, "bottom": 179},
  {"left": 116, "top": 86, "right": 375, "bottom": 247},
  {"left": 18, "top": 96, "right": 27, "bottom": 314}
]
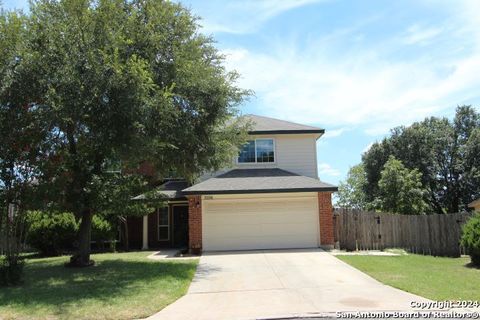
[
  {"left": 202, "top": 193, "right": 319, "bottom": 251},
  {"left": 234, "top": 134, "right": 318, "bottom": 178}
]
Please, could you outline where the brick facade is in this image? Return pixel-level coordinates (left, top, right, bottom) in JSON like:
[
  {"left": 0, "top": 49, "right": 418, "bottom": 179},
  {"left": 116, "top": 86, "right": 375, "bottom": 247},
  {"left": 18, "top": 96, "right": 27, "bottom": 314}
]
[
  {"left": 318, "top": 192, "right": 334, "bottom": 248},
  {"left": 188, "top": 195, "right": 202, "bottom": 254}
]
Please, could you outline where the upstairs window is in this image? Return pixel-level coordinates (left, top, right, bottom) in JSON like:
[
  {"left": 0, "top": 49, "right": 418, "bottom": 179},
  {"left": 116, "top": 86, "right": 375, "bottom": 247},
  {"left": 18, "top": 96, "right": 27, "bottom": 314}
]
[{"left": 238, "top": 138, "right": 275, "bottom": 163}]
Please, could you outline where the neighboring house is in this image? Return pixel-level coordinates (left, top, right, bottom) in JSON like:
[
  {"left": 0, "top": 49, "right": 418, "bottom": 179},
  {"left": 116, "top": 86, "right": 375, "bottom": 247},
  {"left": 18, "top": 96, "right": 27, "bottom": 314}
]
[
  {"left": 129, "top": 114, "right": 337, "bottom": 253},
  {"left": 469, "top": 198, "right": 480, "bottom": 211}
]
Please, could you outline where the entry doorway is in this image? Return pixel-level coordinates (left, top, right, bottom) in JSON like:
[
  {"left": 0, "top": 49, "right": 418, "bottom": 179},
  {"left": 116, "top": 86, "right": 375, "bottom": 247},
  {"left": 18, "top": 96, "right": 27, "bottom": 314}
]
[{"left": 172, "top": 204, "right": 189, "bottom": 248}]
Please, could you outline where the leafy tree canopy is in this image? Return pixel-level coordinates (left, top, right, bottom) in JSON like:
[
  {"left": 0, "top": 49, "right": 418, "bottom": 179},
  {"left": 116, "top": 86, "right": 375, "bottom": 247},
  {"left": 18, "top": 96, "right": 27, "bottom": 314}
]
[
  {"left": 375, "top": 156, "right": 427, "bottom": 215},
  {"left": 0, "top": 0, "right": 250, "bottom": 266},
  {"left": 338, "top": 106, "right": 479, "bottom": 214},
  {"left": 336, "top": 164, "right": 368, "bottom": 210}
]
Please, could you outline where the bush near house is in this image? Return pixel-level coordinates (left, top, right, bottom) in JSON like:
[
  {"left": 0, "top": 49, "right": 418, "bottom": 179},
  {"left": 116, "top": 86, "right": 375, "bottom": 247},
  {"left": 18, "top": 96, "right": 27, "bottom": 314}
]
[
  {"left": 26, "top": 211, "right": 78, "bottom": 256},
  {"left": 461, "top": 213, "right": 480, "bottom": 267},
  {"left": 91, "top": 215, "right": 118, "bottom": 250},
  {"left": 26, "top": 211, "right": 116, "bottom": 256}
]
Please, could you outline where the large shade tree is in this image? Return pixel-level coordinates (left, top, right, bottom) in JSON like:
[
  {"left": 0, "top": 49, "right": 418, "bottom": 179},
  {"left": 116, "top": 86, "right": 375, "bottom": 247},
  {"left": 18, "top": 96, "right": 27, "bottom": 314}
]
[
  {"left": 337, "top": 106, "right": 479, "bottom": 214},
  {"left": 1, "top": 0, "right": 250, "bottom": 266},
  {"left": 362, "top": 106, "right": 480, "bottom": 214}
]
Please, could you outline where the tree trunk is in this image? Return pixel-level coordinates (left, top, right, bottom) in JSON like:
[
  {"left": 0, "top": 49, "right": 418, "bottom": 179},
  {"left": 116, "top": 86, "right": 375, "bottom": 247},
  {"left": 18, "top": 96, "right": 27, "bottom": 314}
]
[{"left": 66, "top": 209, "right": 94, "bottom": 267}]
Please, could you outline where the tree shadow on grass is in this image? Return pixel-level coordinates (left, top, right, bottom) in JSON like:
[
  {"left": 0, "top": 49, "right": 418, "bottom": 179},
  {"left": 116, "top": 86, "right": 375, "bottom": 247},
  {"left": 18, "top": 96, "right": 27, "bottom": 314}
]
[
  {"left": 0, "top": 256, "right": 197, "bottom": 316},
  {"left": 465, "top": 261, "right": 480, "bottom": 269}
]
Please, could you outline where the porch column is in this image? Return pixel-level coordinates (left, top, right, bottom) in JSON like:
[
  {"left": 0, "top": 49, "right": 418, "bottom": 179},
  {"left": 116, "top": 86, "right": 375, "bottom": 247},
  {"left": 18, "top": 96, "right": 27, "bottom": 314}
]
[
  {"left": 142, "top": 215, "right": 149, "bottom": 250},
  {"left": 318, "top": 192, "right": 334, "bottom": 249}
]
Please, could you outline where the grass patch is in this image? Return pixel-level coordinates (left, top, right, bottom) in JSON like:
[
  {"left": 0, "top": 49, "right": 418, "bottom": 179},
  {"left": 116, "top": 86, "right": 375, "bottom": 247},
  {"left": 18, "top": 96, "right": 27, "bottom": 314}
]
[
  {"left": 337, "top": 254, "right": 480, "bottom": 301},
  {"left": 0, "top": 251, "right": 198, "bottom": 320}
]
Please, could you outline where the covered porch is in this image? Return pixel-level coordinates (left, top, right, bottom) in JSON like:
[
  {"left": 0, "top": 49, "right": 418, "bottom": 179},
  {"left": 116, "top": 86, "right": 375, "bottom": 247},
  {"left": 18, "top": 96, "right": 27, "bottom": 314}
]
[{"left": 129, "top": 180, "right": 189, "bottom": 250}]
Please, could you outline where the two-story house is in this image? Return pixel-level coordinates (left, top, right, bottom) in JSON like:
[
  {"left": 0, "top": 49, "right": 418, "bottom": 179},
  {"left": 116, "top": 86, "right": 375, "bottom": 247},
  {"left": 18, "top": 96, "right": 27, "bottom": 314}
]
[{"left": 129, "top": 114, "right": 337, "bottom": 253}]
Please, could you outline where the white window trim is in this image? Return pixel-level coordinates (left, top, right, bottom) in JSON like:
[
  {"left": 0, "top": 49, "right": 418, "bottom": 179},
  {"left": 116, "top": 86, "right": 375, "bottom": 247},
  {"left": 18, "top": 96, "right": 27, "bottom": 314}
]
[
  {"left": 237, "top": 138, "right": 276, "bottom": 164},
  {"left": 157, "top": 207, "right": 170, "bottom": 241}
]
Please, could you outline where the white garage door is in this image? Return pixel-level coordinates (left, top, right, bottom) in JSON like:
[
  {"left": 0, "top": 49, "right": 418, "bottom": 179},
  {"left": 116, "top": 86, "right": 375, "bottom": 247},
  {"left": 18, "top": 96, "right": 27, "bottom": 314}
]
[{"left": 202, "top": 194, "right": 319, "bottom": 251}]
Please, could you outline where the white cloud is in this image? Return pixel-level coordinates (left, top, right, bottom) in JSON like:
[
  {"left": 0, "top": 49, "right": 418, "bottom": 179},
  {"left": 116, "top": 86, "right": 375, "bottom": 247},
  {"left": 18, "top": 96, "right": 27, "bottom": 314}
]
[
  {"left": 318, "top": 163, "right": 341, "bottom": 177},
  {"left": 322, "top": 128, "right": 347, "bottom": 139},
  {"left": 225, "top": 46, "right": 480, "bottom": 134},
  {"left": 222, "top": 2, "right": 480, "bottom": 135},
  {"left": 402, "top": 24, "right": 443, "bottom": 45},
  {"left": 192, "top": 0, "right": 325, "bottom": 34}
]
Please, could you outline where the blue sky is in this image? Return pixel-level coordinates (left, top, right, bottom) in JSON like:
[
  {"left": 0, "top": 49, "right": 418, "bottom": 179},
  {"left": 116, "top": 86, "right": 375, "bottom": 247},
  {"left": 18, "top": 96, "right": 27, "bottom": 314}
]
[{"left": 4, "top": 0, "right": 480, "bottom": 186}]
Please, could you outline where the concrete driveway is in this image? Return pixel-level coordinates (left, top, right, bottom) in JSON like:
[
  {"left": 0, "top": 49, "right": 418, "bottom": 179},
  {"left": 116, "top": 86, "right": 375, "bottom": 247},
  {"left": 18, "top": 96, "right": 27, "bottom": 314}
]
[{"left": 149, "top": 249, "right": 429, "bottom": 320}]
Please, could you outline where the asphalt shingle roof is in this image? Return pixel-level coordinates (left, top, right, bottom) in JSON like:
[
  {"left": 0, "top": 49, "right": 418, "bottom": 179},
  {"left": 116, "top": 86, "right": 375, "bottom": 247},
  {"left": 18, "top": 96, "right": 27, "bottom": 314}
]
[
  {"left": 242, "top": 114, "right": 324, "bottom": 135},
  {"left": 132, "top": 180, "right": 189, "bottom": 200},
  {"left": 182, "top": 168, "right": 337, "bottom": 195}
]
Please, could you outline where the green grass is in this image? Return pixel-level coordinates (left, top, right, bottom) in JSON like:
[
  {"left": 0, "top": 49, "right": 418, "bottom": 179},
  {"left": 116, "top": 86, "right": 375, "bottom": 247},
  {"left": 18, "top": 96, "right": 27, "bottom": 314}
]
[
  {"left": 0, "top": 251, "right": 198, "bottom": 320},
  {"left": 337, "top": 254, "right": 480, "bottom": 301}
]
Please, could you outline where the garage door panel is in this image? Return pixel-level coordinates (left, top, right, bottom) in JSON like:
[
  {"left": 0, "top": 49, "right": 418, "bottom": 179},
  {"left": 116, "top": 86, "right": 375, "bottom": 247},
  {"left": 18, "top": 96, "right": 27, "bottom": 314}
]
[
  {"left": 204, "top": 224, "right": 263, "bottom": 238},
  {"left": 205, "top": 235, "right": 317, "bottom": 251},
  {"left": 203, "top": 196, "right": 319, "bottom": 251},
  {"left": 256, "top": 211, "right": 316, "bottom": 223},
  {"left": 204, "top": 222, "right": 316, "bottom": 239},
  {"left": 263, "top": 212, "right": 317, "bottom": 224},
  {"left": 204, "top": 212, "right": 263, "bottom": 225},
  {"left": 204, "top": 212, "right": 316, "bottom": 226},
  {"left": 261, "top": 222, "right": 317, "bottom": 236}
]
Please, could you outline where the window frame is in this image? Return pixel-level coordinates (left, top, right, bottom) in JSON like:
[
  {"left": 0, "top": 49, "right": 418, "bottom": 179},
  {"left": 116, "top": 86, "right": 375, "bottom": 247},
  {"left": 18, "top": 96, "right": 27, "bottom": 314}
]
[
  {"left": 157, "top": 206, "right": 170, "bottom": 241},
  {"left": 237, "top": 138, "right": 276, "bottom": 164}
]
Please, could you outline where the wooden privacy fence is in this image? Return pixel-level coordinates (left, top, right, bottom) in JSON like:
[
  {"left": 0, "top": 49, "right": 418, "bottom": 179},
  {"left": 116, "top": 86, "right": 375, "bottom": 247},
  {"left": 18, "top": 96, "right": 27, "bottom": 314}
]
[{"left": 333, "top": 209, "right": 473, "bottom": 257}]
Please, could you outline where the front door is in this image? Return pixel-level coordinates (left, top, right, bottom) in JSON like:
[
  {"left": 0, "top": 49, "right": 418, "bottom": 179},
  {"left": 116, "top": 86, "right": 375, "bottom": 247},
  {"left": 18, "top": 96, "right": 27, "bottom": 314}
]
[{"left": 172, "top": 205, "right": 189, "bottom": 248}]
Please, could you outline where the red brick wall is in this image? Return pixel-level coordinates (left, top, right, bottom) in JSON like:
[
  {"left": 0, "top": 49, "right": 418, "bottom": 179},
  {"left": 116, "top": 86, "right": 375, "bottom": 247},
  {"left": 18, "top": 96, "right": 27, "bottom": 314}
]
[
  {"left": 126, "top": 215, "right": 143, "bottom": 248},
  {"left": 318, "top": 192, "right": 334, "bottom": 246},
  {"left": 188, "top": 195, "right": 202, "bottom": 254}
]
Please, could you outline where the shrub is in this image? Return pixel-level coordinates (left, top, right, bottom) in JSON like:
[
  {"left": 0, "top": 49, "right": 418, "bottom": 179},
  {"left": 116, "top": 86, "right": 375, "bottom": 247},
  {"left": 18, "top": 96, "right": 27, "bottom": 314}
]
[
  {"left": 92, "top": 215, "right": 117, "bottom": 251},
  {"left": 26, "top": 211, "right": 117, "bottom": 256},
  {"left": 461, "top": 213, "right": 480, "bottom": 267},
  {"left": 26, "top": 211, "right": 78, "bottom": 256}
]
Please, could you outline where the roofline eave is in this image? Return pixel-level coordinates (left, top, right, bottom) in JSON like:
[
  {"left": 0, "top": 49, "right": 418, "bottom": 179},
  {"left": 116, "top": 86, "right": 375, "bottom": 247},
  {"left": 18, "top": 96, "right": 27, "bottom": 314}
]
[
  {"left": 248, "top": 129, "right": 325, "bottom": 135},
  {"left": 182, "top": 186, "right": 338, "bottom": 196}
]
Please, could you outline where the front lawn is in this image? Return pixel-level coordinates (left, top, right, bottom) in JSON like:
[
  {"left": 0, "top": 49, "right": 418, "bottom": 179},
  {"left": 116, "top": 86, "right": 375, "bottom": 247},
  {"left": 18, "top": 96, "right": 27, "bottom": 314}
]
[
  {"left": 0, "top": 251, "right": 198, "bottom": 320},
  {"left": 337, "top": 254, "right": 480, "bottom": 301}
]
